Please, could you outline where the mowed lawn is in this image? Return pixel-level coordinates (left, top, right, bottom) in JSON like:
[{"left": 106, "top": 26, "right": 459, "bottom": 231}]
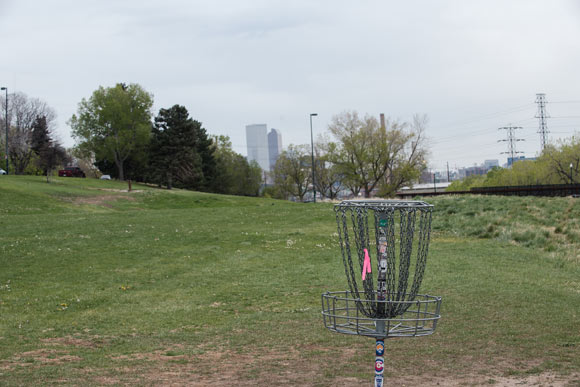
[{"left": 0, "top": 176, "right": 579, "bottom": 386}]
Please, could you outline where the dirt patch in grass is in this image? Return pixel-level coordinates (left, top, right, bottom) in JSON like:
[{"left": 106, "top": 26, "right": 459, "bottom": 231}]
[
  {"left": 71, "top": 194, "right": 136, "bottom": 208},
  {"left": 40, "top": 336, "right": 99, "bottom": 348},
  {"left": 2, "top": 340, "right": 578, "bottom": 385},
  {"left": 7, "top": 349, "right": 81, "bottom": 368},
  {"left": 113, "top": 345, "right": 327, "bottom": 386},
  {"left": 96, "top": 188, "right": 144, "bottom": 193},
  {"left": 99, "top": 345, "right": 580, "bottom": 386},
  {"left": 383, "top": 372, "right": 579, "bottom": 386}
]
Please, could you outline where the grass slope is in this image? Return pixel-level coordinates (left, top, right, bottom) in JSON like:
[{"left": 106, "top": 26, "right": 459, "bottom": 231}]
[{"left": 0, "top": 176, "right": 579, "bottom": 385}]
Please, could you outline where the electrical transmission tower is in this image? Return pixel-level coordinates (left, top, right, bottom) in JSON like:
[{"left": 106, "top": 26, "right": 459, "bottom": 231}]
[
  {"left": 498, "top": 125, "right": 524, "bottom": 166},
  {"left": 535, "top": 93, "right": 549, "bottom": 151}
]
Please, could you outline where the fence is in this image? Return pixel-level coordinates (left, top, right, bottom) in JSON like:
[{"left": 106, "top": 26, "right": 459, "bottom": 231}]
[{"left": 396, "top": 183, "right": 580, "bottom": 199}]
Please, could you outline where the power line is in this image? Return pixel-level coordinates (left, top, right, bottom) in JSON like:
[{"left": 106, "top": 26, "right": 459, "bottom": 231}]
[
  {"left": 433, "top": 140, "right": 500, "bottom": 152},
  {"left": 434, "top": 103, "right": 534, "bottom": 130},
  {"left": 431, "top": 143, "right": 505, "bottom": 162}
]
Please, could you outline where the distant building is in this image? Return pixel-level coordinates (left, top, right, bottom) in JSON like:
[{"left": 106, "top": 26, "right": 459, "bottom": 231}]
[
  {"left": 464, "top": 166, "right": 488, "bottom": 177},
  {"left": 483, "top": 159, "right": 499, "bottom": 169},
  {"left": 455, "top": 159, "right": 501, "bottom": 178},
  {"left": 268, "top": 128, "right": 283, "bottom": 170},
  {"left": 245, "top": 124, "right": 269, "bottom": 171},
  {"left": 507, "top": 156, "right": 537, "bottom": 167}
]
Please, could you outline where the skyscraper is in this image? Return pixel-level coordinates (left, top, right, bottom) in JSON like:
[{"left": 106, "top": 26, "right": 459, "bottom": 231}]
[
  {"left": 245, "top": 124, "right": 269, "bottom": 171},
  {"left": 268, "top": 128, "right": 283, "bottom": 170}
]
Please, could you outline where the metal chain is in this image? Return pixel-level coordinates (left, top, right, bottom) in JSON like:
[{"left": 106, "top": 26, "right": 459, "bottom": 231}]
[{"left": 334, "top": 201, "right": 433, "bottom": 318}]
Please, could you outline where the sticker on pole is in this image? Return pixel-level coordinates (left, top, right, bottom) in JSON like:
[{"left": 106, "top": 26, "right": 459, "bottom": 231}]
[
  {"left": 375, "top": 357, "right": 384, "bottom": 374},
  {"left": 375, "top": 340, "right": 384, "bottom": 356}
]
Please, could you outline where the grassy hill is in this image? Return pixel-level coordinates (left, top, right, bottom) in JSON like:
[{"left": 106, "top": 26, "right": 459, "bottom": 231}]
[{"left": 0, "top": 176, "right": 578, "bottom": 385}]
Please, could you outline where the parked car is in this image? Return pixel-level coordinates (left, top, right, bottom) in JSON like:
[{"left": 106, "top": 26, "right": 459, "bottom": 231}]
[
  {"left": 58, "top": 166, "right": 86, "bottom": 178},
  {"left": 100, "top": 175, "right": 111, "bottom": 180},
  {"left": 0, "top": 168, "right": 6, "bottom": 175}
]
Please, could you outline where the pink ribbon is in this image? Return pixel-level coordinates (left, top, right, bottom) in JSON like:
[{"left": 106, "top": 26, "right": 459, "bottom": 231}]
[{"left": 362, "top": 248, "right": 372, "bottom": 280}]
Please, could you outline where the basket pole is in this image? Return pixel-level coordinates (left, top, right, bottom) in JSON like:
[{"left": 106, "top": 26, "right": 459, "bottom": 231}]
[
  {"left": 375, "top": 339, "right": 385, "bottom": 386},
  {"left": 325, "top": 200, "right": 441, "bottom": 385},
  {"left": 374, "top": 214, "right": 389, "bottom": 386}
]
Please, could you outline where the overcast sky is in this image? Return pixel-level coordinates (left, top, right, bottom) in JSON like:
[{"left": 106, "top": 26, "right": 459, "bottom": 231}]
[{"left": 1, "top": 0, "right": 579, "bottom": 170}]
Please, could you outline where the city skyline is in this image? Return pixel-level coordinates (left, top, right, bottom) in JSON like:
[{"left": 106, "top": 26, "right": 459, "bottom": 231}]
[
  {"left": 246, "top": 124, "right": 283, "bottom": 172},
  {"left": 268, "top": 128, "right": 282, "bottom": 171},
  {"left": 245, "top": 124, "right": 269, "bottom": 171}
]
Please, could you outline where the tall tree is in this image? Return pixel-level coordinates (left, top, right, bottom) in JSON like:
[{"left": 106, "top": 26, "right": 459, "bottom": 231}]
[
  {"left": 542, "top": 137, "right": 580, "bottom": 184},
  {"left": 30, "top": 115, "right": 69, "bottom": 182},
  {"left": 1, "top": 92, "right": 57, "bottom": 174},
  {"left": 378, "top": 114, "right": 429, "bottom": 197},
  {"left": 328, "top": 111, "right": 392, "bottom": 197},
  {"left": 328, "top": 111, "right": 429, "bottom": 198},
  {"left": 313, "top": 135, "right": 343, "bottom": 199},
  {"left": 30, "top": 116, "right": 51, "bottom": 154},
  {"left": 69, "top": 83, "right": 153, "bottom": 181},
  {"left": 149, "top": 105, "right": 216, "bottom": 190},
  {"left": 272, "top": 144, "right": 312, "bottom": 201}
]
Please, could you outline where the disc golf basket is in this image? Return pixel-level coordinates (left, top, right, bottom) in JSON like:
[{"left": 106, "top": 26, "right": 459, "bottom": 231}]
[{"left": 321, "top": 200, "right": 442, "bottom": 386}]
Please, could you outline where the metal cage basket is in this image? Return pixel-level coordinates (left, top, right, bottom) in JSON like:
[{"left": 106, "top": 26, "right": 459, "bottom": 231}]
[{"left": 321, "top": 199, "right": 442, "bottom": 386}]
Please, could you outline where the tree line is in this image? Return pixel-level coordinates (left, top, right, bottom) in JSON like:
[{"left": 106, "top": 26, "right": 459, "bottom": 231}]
[
  {"left": 0, "top": 91, "right": 69, "bottom": 179},
  {"left": 1, "top": 83, "right": 262, "bottom": 196},
  {"left": 1, "top": 83, "right": 430, "bottom": 200},
  {"left": 70, "top": 83, "right": 262, "bottom": 195},
  {"left": 447, "top": 137, "right": 580, "bottom": 191}
]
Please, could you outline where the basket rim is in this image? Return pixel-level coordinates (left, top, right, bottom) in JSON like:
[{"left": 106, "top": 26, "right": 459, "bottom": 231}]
[
  {"left": 335, "top": 199, "right": 433, "bottom": 209},
  {"left": 321, "top": 290, "right": 442, "bottom": 338}
]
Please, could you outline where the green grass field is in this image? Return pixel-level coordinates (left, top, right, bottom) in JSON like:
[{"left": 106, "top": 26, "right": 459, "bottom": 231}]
[{"left": 1, "top": 176, "right": 579, "bottom": 386}]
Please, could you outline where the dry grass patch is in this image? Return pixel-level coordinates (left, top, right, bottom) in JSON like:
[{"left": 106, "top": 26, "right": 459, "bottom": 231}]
[
  {"left": 70, "top": 194, "right": 136, "bottom": 208},
  {"left": 3, "top": 349, "right": 82, "bottom": 370},
  {"left": 89, "top": 346, "right": 580, "bottom": 386}
]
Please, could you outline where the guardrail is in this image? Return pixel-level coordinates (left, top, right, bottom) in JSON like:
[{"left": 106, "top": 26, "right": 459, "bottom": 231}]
[{"left": 396, "top": 183, "right": 580, "bottom": 199}]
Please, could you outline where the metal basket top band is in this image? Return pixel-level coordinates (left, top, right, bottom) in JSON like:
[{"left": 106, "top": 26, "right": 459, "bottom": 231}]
[{"left": 335, "top": 199, "right": 433, "bottom": 210}]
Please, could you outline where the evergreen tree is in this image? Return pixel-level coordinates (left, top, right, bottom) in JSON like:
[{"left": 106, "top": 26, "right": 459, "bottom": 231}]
[
  {"left": 30, "top": 116, "right": 51, "bottom": 154},
  {"left": 30, "top": 115, "right": 68, "bottom": 182},
  {"left": 149, "top": 105, "right": 216, "bottom": 190}
]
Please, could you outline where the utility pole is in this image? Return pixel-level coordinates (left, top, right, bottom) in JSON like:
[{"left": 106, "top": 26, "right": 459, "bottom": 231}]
[
  {"left": 432, "top": 171, "right": 436, "bottom": 193},
  {"left": 1, "top": 87, "right": 7, "bottom": 174},
  {"left": 309, "top": 113, "right": 318, "bottom": 203},
  {"left": 498, "top": 125, "right": 524, "bottom": 166},
  {"left": 446, "top": 162, "right": 450, "bottom": 182},
  {"left": 535, "top": 93, "right": 549, "bottom": 151}
]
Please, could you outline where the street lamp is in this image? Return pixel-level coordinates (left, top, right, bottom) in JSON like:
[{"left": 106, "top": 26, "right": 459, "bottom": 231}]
[
  {"left": 1, "top": 87, "right": 7, "bottom": 174},
  {"left": 310, "top": 113, "right": 318, "bottom": 203}
]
